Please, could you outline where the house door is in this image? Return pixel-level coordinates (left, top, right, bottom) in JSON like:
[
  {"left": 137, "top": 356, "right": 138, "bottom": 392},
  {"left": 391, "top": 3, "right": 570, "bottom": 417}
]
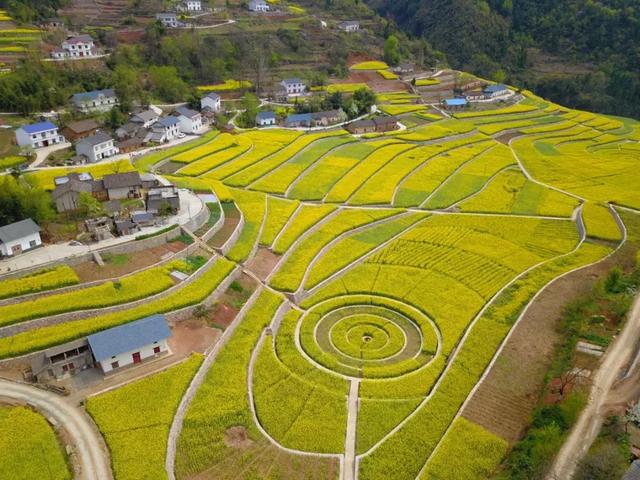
[
  {"left": 11, "top": 244, "right": 22, "bottom": 255},
  {"left": 132, "top": 352, "right": 141, "bottom": 364}
]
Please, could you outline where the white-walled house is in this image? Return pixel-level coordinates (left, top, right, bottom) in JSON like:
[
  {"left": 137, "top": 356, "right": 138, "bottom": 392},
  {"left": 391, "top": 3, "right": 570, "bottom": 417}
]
[
  {"left": 338, "top": 21, "right": 360, "bottom": 32},
  {"left": 76, "top": 132, "right": 119, "bottom": 163},
  {"left": 156, "top": 12, "right": 179, "bottom": 28},
  {"left": 483, "top": 84, "right": 510, "bottom": 98},
  {"left": 256, "top": 111, "right": 276, "bottom": 126},
  {"left": 201, "top": 92, "right": 221, "bottom": 112},
  {"left": 87, "top": 314, "right": 171, "bottom": 374},
  {"left": 248, "top": 0, "right": 269, "bottom": 12},
  {"left": 0, "top": 219, "right": 42, "bottom": 257},
  {"left": 15, "top": 121, "right": 65, "bottom": 149},
  {"left": 177, "top": 0, "right": 202, "bottom": 11},
  {"left": 71, "top": 89, "right": 118, "bottom": 113},
  {"left": 150, "top": 116, "right": 181, "bottom": 142},
  {"left": 51, "top": 35, "right": 97, "bottom": 59},
  {"left": 280, "top": 78, "right": 306, "bottom": 96},
  {"left": 131, "top": 109, "right": 160, "bottom": 129},
  {"left": 175, "top": 106, "right": 203, "bottom": 133}
]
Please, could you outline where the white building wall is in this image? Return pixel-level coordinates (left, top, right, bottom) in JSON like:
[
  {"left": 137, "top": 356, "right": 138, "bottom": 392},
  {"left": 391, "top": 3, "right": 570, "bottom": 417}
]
[
  {"left": 97, "top": 339, "right": 168, "bottom": 373},
  {"left": 178, "top": 115, "right": 202, "bottom": 133},
  {"left": 16, "top": 127, "right": 64, "bottom": 149},
  {"left": 0, "top": 232, "right": 42, "bottom": 256},
  {"left": 201, "top": 96, "right": 221, "bottom": 112}
]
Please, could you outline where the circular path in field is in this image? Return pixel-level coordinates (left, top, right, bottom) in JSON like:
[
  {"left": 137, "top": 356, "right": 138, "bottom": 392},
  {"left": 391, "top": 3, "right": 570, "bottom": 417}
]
[{"left": 299, "top": 296, "right": 440, "bottom": 379}]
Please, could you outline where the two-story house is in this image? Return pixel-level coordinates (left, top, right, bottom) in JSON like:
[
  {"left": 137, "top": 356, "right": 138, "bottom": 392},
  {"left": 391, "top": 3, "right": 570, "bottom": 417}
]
[
  {"left": 280, "top": 78, "right": 306, "bottom": 97},
  {"left": 150, "top": 116, "right": 181, "bottom": 143},
  {"left": 175, "top": 107, "right": 203, "bottom": 134},
  {"left": 131, "top": 109, "right": 160, "bottom": 129},
  {"left": 248, "top": 0, "right": 270, "bottom": 12},
  {"left": 15, "top": 121, "right": 65, "bottom": 149},
  {"left": 71, "top": 89, "right": 118, "bottom": 113},
  {"left": 338, "top": 21, "right": 360, "bottom": 32},
  {"left": 201, "top": 92, "right": 221, "bottom": 112},
  {"left": 58, "top": 34, "right": 96, "bottom": 58},
  {"left": 177, "top": 1, "right": 202, "bottom": 11},
  {"left": 156, "top": 12, "right": 179, "bottom": 28},
  {"left": 75, "top": 132, "right": 119, "bottom": 163}
]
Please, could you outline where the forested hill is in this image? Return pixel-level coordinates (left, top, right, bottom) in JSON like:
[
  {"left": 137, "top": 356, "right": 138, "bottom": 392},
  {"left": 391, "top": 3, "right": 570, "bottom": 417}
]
[{"left": 363, "top": 0, "right": 640, "bottom": 118}]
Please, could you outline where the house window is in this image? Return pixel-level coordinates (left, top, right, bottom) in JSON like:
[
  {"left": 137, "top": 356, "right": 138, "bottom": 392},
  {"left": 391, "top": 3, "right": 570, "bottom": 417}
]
[
  {"left": 29, "top": 240, "right": 37, "bottom": 248},
  {"left": 111, "top": 361, "right": 119, "bottom": 369},
  {"left": 153, "top": 346, "right": 161, "bottom": 354},
  {"left": 62, "top": 362, "right": 75, "bottom": 372}
]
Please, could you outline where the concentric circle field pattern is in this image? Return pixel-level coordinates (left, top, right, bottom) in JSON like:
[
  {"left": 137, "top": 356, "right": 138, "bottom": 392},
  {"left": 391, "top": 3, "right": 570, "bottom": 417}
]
[{"left": 299, "top": 295, "right": 440, "bottom": 379}]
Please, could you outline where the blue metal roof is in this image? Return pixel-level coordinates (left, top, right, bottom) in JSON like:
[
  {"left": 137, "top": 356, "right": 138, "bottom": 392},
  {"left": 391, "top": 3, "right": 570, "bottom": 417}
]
[
  {"left": 159, "top": 116, "right": 180, "bottom": 127},
  {"left": 21, "top": 121, "right": 57, "bottom": 134},
  {"left": 484, "top": 84, "right": 508, "bottom": 93},
  {"left": 444, "top": 98, "right": 467, "bottom": 106},
  {"left": 256, "top": 111, "right": 276, "bottom": 120},
  {"left": 87, "top": 314, "right": 171, "bottom": 362},
  {"left": 286, "top": 113, "right": 312, "bottom": 124}
]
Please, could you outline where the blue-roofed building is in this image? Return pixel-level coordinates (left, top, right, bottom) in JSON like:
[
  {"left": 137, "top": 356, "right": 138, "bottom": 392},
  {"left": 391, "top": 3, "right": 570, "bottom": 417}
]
[
  {"left": 71, "top": 89, "right": 118, "bottom": 113},
  {"left": 87, "top": 314, "right": 172, "bottom": 373},
  {"left": 256, "top": 111, "right": 277, "bottom": 127},
  {"left": 443, "top": 98, "right": 468, "bottom": 110},
  {"left": 15, "top": 121, "right": 65, "bottom": 149},
  {"left": 285, "top": 112, "right": 313, "bottom": 128},
  {"left": 483, "top": 84, "right": 510, "bottom": 98},
  {"left": 150, "top": 116, "right": 181, "bottom": 143}
]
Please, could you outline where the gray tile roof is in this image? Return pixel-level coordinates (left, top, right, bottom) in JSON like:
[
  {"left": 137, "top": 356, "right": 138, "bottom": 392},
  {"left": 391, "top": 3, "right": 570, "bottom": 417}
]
[
  {"left": 78, "top": 132, "right": 113, "bottom": 147},
  {"left": 175, "top": 106, "right": 200, "bottom": 119},
  {"left": 0, "top": 218, "right": 41, "bottom": 243},
  {"left": 87, "top": 314, "right": 171, "bottom": 362},
  {"left": 102, "top": 171, "right": 142, "bottom": 190},
  {"left": 624, "top": 460, "right": 640, "bottom": 480}
]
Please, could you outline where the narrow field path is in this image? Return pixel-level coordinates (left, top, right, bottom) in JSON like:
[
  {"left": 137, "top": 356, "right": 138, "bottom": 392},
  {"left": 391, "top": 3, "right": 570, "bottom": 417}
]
[
  {"left": 343, "top": 379, "right": 360, "bottom": 480},
  {"left": 0, "top": 379, "right": 112, "bottom": 480},
  {"left": 548, "top": 294, "right": 640, "bottom": 480}
]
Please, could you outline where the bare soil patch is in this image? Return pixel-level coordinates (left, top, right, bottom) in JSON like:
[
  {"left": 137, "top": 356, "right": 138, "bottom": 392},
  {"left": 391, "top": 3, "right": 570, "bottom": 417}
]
[
  {"left": 157, "top": 161, "right": 184, "bottom": 175},
  {"left": 72, "top": 241, "right": 187, "bottom": 282},
  {"left": 245, "top": 247, "right": 280, "bottom": 281},
  {"left": 495, "top": 131, "right": 523, "bottom": 145},
  {"left": 207, "top": 203, "right": 240, "bottom": 249},
  {"left": 169, "top": 319, "right": 221, "bottom": 356},
  {"left": 462, "top": 243, "right": 624, "bottom": 443},
  {"left": 224, "top": 426, "right": 254, "bottom": 449},
  {"left": 206, "top": 273, "right": 257, "bottom": 329}
]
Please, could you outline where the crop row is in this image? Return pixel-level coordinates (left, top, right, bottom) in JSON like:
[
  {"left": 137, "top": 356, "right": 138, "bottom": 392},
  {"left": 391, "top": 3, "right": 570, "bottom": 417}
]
[
  {"left": 135, "top": 130, "right": 219, "bottom": 172},
  {"left": 0, "top": 265, "right": 79, "bottom": 300},
  {"left": 0, "top": 405, "right": 70, "bottom": 480},
  {"left": 453, "top": 103, "right": 539, "bottom": 119},
  {"left": 582, "top": 202, "right": 622, "bottom": 242},
  {"left": 253, "top": 337, "right": 347, "bottom": 453},
  {"left": 0, "top": 260, "right": 190, "bottom": 328},
  {"left": 171, "top": 132, "right": 231, "bottom": 163},
  {"left": 225, "top": 189, "right": 265, "bottom": 263},
  {"left": 393, "top": 119, "right": 475, "bottom": 142},
  {"left": 86, "top": 355, "right": 203, "bottom": 480},
  {"left": 25, "top": 159, "right": 135, "bottom": 191},
  {"left": 250, "top": 136, "right": 355, "bottom": 194},
  {"left": 288, "top": 140, "right": 399, "bottom": 201},
  {"left": 175, "top": 289, "right": 283, "bottom": 477},
  {"left": 377, "top": 69, "right": 398, "bottom": 80},
  {"left": 357, "top": 241, "right": 611, "bottom": 480},
  {"left": 270, "top": 208, "right": 402, "bottom": 292},
  {"left": 272, "top": 203, "right": 337, "bottom": 254},
  {"left": 177, "top": 135, "right": 253, "bottom": 176},
  {"left": 0, "top": 257, "right": 235, "bottom": 359},
  {"left": 259, "top": 196, "right": 299, "bottom": 247}
]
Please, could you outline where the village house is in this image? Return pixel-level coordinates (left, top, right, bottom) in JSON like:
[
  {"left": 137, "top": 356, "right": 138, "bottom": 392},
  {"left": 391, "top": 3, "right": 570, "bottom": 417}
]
[
  {"left": 346, "top": 119, "right": 376, "bottom": 135},
  {"left": 464, "top": 90, "right": 486, "bottom": 102},
  {"left": 102, "top": 171, "right": 143, "bottom": 200},
  {"left": 177, "top": 0, "right": 202, "bottom": 11},
  {"left": 52, "top": 174, "right": 94, "bottom": 212},
  {"left": 175, "top": 106, "right": 203, "bottom": 134},
  {"left": 201, "top": 92, "right": 221, "bottom": 112},
  {"left": 392, "top": 63, "right": 414, "bottom": 74},
  {"left": 131, "top": 211, "right": 156, "bottom": 227},
  {"left": 150, "top": 116, "right": 181, "bottom": 143},
  {"left": 84, "top": 217, "right": 115, "bottom": 241},
  {"left": 443, "top": 98, "right": 468, "bottom": 110},
  {"left": 156, "top": 12, "right": 179, "bottom": 28},
  {"left": 15, "top": 121, "right": 65, "bottom": 149},
  {"left": 71, "top": 89, "right": 118, "bottom": 113},
  {"left": 483, "top": 84, "right": 510, "bottom": 98},
  {"left": 312, "top": 109, "right": 346, "bottom": 126},
  {"left": 256, "top": 111, "right": 277, "bottom": 127},
  {"left": 87, "top": 314, "right": 172, "bottom": 374},
  {"left": 51, "top": 34, "right": 97, "bottom": 59},
  {"left": 30, "top": 339, "right": 92, "bottom": 382},
  {"left": 114, "top": 219, "right": 140, "bottom": 236},
  {"left": 346, "top": 116, "right": 399, "bottom": 135},
  {"left": 40, "top": 18, "right": 65, "bottom": 30},
  {"left": 75, "top": 132, "right": 120, "bottom": 163},
  {"left": 280, "top": 78, "right": 306, "bottom": 96},
  {"left": 146, "top": 185, "right": 180, "bottom": 214},
  {"left": 0, "top": 219, "right": 42, "bottom": 257},
  {"left": 131, "top": 109, "right": 160, "bottom": 129},
  {"left": 140, "top": 173, "right": 161, "bottom": 190},
  {"left": 248, "top": 0, "right": 270, "bottom": 12},
  {"left": 338, "top": 21, "right": 360, "bottom": 33},
  {"left": 61, "top": 119, "right": 100, "bottom": 142},
  {"left": 284, "top": 112, "right": 312, "bottom": 128}
]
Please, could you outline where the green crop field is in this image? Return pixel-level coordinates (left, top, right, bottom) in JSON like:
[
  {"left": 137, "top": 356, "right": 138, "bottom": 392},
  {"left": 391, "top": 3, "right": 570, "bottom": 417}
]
[{"left": 2, "top": 88, "right": 639, "bottom": 480}]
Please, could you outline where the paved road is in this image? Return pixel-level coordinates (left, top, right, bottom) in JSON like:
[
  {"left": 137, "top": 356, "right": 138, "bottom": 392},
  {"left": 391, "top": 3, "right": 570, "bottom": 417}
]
[
  {"left": 0, "top": 379, "right": 112, "bottom": 480},
  {"left": 548, "top": 294, "right": 640, "bottom": 479}
]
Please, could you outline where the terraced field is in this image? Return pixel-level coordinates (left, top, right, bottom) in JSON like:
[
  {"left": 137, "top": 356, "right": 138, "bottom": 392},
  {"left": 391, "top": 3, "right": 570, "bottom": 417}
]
[{"left": 3, "top": 92, "right": 639, "bottom": 480}]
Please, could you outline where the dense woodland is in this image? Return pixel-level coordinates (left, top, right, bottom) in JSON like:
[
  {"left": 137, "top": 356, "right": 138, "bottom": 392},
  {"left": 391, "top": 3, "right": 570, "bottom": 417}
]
[{"left": 364, "top": 0, "right": 640, "bottom": 118}]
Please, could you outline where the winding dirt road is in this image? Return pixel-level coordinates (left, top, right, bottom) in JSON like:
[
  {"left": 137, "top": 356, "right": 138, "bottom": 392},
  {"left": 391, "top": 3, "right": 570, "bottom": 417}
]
[
  {"left": 548, "top": 294, "right": 640, "bottom": 479},
  {"left": 0, "top": 379, "right": 112, "bottom": 480}
]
